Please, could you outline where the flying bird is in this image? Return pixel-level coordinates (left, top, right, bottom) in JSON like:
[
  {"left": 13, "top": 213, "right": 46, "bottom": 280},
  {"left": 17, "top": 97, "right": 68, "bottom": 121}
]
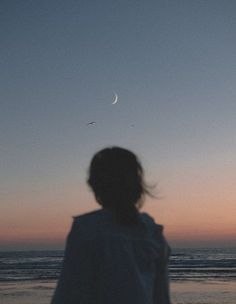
[{"left": 87, "top": 121, "right": 96, "bottom": 125}]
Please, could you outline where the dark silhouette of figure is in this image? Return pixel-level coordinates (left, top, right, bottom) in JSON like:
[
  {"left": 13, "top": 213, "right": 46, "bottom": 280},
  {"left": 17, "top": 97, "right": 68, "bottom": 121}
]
[{"left": 51, "top": 147, "right": 171, "bottom": 304}]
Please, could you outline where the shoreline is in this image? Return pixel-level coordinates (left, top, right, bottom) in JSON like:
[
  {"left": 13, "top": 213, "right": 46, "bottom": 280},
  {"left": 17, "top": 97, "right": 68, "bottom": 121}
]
[{"left": 0, "top": 279, "right": 236, "bottom": 304}]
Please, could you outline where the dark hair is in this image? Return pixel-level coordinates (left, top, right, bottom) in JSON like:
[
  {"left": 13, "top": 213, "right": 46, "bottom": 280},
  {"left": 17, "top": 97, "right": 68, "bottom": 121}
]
[{"left": 87, "top": 147, "right": 152, "bottom": 225}]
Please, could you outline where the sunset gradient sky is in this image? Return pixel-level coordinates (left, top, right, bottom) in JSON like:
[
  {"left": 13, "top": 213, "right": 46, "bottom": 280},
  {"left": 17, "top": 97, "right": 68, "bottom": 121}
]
[{"left": 1, "top": 1, "right": 236, "bottom": 250}]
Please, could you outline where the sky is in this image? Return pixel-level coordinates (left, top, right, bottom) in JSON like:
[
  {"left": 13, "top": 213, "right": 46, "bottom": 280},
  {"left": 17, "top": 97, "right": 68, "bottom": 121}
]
[{"left": 1, "top": 0, "right": 236, "bottom": 250}]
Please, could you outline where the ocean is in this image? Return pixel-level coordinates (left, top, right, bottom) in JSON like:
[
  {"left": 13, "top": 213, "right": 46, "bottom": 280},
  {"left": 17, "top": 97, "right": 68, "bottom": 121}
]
[{"left": 0, "top": 248, "right": 235, "bottom": 304}]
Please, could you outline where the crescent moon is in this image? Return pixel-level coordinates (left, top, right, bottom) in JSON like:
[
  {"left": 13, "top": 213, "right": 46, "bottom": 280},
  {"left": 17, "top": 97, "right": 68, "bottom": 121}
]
[{"left": 112, "top": 93, "right": 118, "bottom": 105}]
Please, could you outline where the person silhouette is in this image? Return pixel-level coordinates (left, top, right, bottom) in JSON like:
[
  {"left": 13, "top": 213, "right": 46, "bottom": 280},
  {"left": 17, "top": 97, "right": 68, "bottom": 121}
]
[{"left": 51, "top": 147, "right": 171, "bottom": 304}]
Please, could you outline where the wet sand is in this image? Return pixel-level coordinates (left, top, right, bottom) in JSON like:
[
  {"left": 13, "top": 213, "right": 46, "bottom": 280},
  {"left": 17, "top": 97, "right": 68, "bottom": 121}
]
[
  {"left": 171, "top": 280, "right": 236, "bottom": 304},
  {"left": 0, "top": 280, "right": 236, "bottom": 304},
  {"left": 0, "top": 281, "right": 55, "bottom": 304}
]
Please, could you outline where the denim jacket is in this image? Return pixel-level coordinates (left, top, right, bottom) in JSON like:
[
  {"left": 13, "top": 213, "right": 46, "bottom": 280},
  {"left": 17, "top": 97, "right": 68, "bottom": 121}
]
[{"left": 51, "top": 208, "right": 171, "bottom": 304}]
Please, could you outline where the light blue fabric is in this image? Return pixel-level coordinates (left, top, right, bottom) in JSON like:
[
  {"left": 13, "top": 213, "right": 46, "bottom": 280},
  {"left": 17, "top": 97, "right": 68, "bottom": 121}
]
[{"left": 51, "top": 208, "right": 171, "bottom": 304}]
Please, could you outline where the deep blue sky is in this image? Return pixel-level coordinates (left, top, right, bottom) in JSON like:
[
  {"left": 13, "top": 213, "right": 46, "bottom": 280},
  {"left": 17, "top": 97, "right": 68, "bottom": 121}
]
[{"left": 1, "top": 1, "right": 236, "bottom": 249}]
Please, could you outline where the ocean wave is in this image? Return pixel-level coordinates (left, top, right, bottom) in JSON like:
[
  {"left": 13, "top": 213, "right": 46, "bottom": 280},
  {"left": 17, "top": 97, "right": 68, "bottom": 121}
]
[{"left": 0, "top": 248, "right": 235, "bottom": 282}]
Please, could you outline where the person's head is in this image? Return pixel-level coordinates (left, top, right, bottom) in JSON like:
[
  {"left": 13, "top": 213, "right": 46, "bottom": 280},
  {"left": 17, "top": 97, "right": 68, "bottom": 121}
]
[{"left": 87, "top": 146, "right": 151, "bottom": 225}]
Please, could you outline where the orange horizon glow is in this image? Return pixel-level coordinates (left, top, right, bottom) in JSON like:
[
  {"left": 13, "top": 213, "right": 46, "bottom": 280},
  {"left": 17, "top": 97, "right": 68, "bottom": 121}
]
[
  {"left": 1, "top": 164, "right": 236, "bottom": 250},
  {"left": 1, "top": 200, "right": 235, "bottom": 249}
]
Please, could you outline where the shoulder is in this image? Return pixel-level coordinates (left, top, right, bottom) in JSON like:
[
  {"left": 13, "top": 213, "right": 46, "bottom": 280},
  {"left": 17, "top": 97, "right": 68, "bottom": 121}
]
[
  {"left": 140, "top": 212, "right": 171, "bottom": 253},
  {"left": 69, "top": 209, "right": 107, "bottom": 238},
  {"left": 73, "top": 208, "right": 104, "bottom": 224},
  {"left": 140, "top": 212, "right": 164, "bottom": 232}
]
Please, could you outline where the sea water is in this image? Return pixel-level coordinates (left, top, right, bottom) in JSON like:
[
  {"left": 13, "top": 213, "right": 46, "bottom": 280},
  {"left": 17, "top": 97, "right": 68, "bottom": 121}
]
[{"left": 0, "top": 248, "right": 235, "bottom": 303}]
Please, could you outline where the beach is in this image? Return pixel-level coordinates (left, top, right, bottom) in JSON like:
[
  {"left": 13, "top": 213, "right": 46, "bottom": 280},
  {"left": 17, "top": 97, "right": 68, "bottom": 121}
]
[
  {"left": 1, "top": 279, "right": 236, "bottom": 304},
  {"left": 171, "top": 280, "right": 236, "bottom": 304}
]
